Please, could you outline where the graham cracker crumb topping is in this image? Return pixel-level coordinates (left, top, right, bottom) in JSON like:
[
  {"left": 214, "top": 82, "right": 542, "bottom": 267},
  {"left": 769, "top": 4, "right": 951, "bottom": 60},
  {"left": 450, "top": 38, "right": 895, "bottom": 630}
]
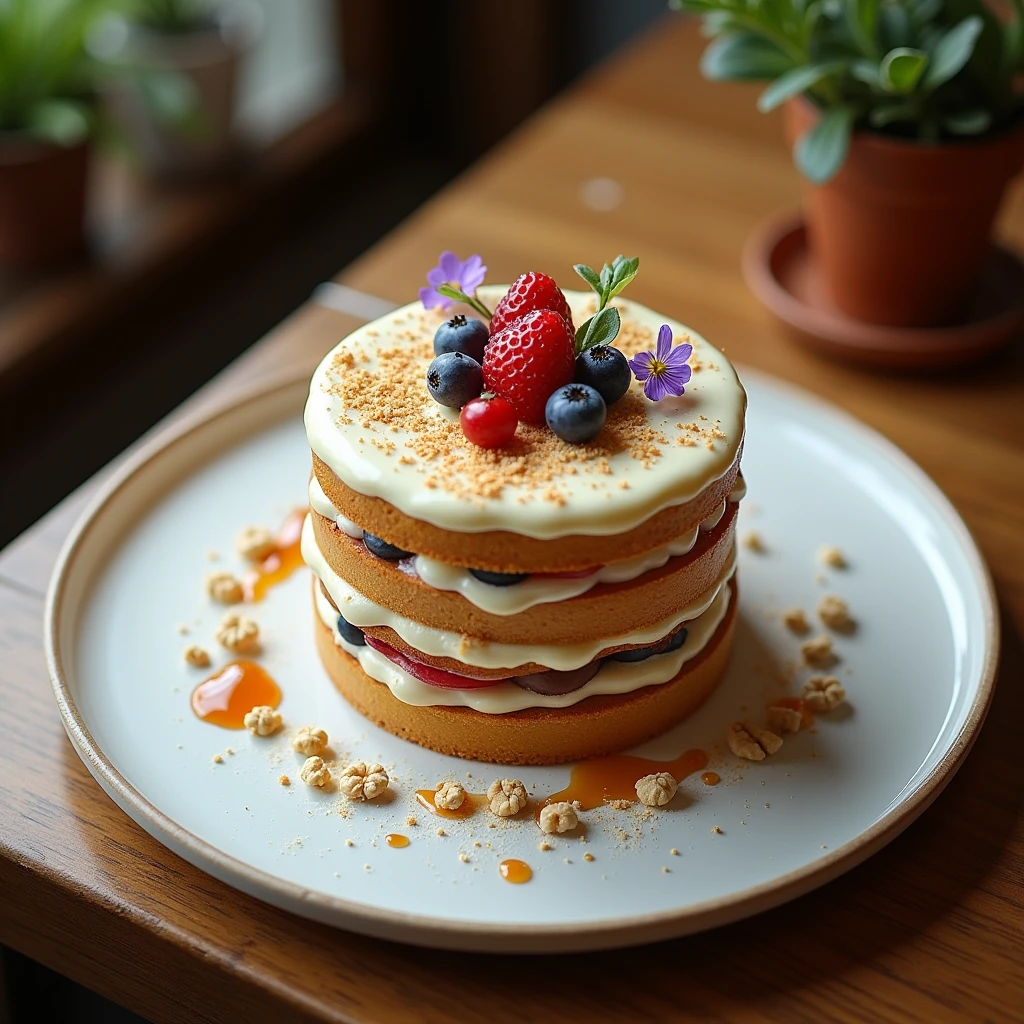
[{"left": 319, "top": 303, "right": 734, "bottom": 508}]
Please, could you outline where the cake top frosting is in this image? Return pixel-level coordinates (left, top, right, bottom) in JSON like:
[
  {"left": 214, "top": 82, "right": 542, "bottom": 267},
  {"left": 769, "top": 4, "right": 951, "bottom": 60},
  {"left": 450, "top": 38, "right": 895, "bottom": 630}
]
[{"left": 304, "top": 285, "right": 745, "bottom": 539}]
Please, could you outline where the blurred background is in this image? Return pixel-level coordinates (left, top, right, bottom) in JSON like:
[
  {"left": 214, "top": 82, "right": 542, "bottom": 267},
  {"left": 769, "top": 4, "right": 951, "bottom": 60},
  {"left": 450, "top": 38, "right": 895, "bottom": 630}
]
[
  {"left": 2, "top": 2, "right": 1022, "bottom": 1020},
  {"left": 0, "top": 0, "right": 667, "bottom": 554}
]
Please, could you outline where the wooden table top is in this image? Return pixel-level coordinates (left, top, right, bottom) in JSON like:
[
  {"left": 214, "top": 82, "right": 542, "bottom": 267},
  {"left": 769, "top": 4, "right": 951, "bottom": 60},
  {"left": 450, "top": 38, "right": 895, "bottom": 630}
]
[{"left": 2, "top": 17, "right": 1023, "bottom": 1024}]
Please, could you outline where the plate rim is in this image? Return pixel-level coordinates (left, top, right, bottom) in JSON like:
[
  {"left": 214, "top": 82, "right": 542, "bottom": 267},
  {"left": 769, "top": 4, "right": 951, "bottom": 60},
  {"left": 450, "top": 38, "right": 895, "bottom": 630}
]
[{"left": 43, "top": 369, "right": 1001, "bottom": 953}]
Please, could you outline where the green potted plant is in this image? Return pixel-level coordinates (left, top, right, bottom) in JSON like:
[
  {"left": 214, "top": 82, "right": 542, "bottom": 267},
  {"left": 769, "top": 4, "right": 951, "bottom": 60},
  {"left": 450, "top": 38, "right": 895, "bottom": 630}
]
[
  {"left": 0, "top": 0, "right": 112, "bottom": 269},
  {"left": 672, "top": 0, "right": 1024, "bottom": 328},
  {"left": 91, "top": 0, "right": 261, "bottom": 179}
]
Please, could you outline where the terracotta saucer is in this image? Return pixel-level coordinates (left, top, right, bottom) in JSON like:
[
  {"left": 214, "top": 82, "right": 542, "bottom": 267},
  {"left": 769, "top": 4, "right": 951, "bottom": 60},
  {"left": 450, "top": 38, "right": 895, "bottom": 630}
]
[{"left": 742, "top": 211, "right": 1024, "bottom": 370}]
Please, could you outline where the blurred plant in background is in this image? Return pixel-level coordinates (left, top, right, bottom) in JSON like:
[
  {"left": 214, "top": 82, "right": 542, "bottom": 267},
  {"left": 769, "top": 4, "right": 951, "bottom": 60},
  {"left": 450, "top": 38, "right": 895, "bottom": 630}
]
[
  {"left": 130, "top": 0, "right": 216, "bottom": 33},
  {"left": 0, "top": 0, "right": 114, "bottom": 146},
  {"left": 671, "top": 0, "right": 1024, "bottom": 181}
]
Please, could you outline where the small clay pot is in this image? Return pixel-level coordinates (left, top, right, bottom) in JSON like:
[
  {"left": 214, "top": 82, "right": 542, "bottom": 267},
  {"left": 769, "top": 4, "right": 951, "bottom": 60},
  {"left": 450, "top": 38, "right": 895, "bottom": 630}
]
[
  {"left": 785, "top": 99, "right": 1024, "bottom": 328},
  {"left": 0, "top": 137, "right": 90, "bottom": 269},
  {"left": 97, "top": 0, "right": 262, "bottom": 181}
]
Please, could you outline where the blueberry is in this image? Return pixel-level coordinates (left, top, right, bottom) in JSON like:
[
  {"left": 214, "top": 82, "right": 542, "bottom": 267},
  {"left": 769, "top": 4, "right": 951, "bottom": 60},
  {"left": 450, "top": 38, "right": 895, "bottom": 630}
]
[
  {"left": 363, "top": 532, "right": 413, "bottom": 560},
  {"left": 545, "top": 383, "right": 606, "bottom": 444},
  {"left": 337, "top": 613, "right": 366, "bottom": 646},
  {"left": 469, "top": 568, "right": 530, "bottom": 586},
  {"left": 426, "top": 351, "right": 484, "bottom": 409},
  {"left": 433, "top": 314, "right": 489, "bottom": 362},
  {"left": 608, "top": 628, "right": 687, "bottom": 663},
  {"left": 575, "top": 345, "right": 631, "bottom": 405},
  {"left": 607, "top": 645, "right": 659, "bottom": 664},
  {"left": 664, "top": 627, "right": 688, "bottom": 653}
]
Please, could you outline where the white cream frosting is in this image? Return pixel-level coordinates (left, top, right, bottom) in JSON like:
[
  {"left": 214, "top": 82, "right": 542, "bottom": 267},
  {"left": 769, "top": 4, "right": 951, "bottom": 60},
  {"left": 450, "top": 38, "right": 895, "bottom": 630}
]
[
  {"left": 308, "top": 475, "right": 364, "bottom": 538},
  {"left": 304, "top": 287, "right": 746, "bottom": 540},
  {"left": 309, "top": 474, "right": 746, "bottom": 617},
  {"left": 302, "top": 514, "right": 736, "bottom": 672},
  {"left": 314, "top": 575, "right": 732, "bottom": 713}
]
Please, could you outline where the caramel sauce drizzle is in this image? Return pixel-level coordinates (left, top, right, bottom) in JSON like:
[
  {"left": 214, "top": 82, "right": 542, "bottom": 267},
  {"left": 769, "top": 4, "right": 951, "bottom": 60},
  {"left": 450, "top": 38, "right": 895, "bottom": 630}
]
[
  {"left": 415, "top": 789, "right": 488, "bottom": 820},
  {"left": 499, "top": 859, "right": 532, "bottom": 884},
  {"left": 243, "top": 508, "right": 307, "bottom": 602},
  {"left": 543, "top": 748, "right": 709, "bottom": 811},
  {"left": 701, "top": 771, "right": 721, "bottom": 786},
  {"left": 385, "top": 833, "right": 410, "bottom": 848},
  {"left": 191, "top": 661, "right": 281, "bottom": 729}
]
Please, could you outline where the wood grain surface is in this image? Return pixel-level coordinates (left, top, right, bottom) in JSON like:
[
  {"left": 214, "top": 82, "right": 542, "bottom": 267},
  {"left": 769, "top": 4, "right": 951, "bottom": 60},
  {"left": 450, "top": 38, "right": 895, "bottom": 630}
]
[{"left": 3, "top": 16, "right": 1023, "bottom": 1024}]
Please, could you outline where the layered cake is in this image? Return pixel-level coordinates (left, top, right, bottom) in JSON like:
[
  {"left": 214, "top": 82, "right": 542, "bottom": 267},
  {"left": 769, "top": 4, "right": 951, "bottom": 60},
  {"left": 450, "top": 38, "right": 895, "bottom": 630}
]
[{"left": 302, "top": 257, "right": 746, "bottom": 763}]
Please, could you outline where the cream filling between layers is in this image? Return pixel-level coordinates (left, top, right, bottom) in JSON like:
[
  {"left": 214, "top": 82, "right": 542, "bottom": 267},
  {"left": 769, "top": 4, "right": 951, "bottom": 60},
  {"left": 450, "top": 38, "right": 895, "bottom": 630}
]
[
  {"left": 307, "top": 474, "right": 746, "bottom": 616},
  {"left": 315, "top": 577, "right": 732, "bottom": 714},
  {"left": 304, "top": 287, "right": 747, "bottom": 540},
  {"left": 302, "top": 513, "right": 736, "bottom": 672}
]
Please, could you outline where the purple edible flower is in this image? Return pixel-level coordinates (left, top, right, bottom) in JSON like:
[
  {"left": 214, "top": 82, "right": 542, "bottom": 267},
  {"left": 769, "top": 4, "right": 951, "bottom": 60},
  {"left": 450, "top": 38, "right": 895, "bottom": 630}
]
[
  {"left": 419, "top": 251, "right": 487, "bottom": 311},
  {"left": 627, "top": 324, "right": 692, "bottom": 402}
]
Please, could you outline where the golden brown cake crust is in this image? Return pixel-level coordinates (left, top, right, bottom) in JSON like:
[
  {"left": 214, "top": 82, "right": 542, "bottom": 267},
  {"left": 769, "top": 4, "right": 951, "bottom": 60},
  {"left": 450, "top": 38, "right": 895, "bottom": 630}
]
[
  {"left": 313, "top": 579, "right": 737, "bottom": 764},
  {"left": 312, "top": 502, "right": 736, "bottom": 651},
  {"left": 312, "top": 448, "right": 742, "bottom": 573}
]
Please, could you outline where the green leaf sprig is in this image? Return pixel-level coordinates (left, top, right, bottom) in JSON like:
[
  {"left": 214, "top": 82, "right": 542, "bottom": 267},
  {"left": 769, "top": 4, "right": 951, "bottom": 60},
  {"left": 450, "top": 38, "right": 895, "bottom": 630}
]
[
  {"left": 436, "top": 283, "right": 493, "bottom": 321},
  {"left": 572, "top": 255, "right": 639, "bottom": 356}
]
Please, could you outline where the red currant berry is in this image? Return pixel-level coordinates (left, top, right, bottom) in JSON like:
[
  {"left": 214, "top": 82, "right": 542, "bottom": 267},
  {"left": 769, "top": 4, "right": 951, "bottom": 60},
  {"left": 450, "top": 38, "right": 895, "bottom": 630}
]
[{"left": 460, "top": 396, "right": 518, "bottom": 448}]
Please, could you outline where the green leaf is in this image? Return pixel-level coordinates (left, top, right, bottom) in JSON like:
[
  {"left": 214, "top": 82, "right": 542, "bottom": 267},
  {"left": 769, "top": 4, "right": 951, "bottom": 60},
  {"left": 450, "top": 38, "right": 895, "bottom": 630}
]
[
  {"left": 26, "top": 98, "right": 90, "bottom": 145},
  {"left": 794, "top": 105, "right": 855, "bottom": 184},
  {"left": 700, "top": 32, "right": 796, "bottom": 81},
  {"left": 943, "top": 108, "right": 992, "bottom": 134},
  {"left": 850, "top": 59, "right": 882, "bottom": 88},
  {"left": 757, "top": 61, "right": 847, "bottom": 112},
  {"left": 573, "top": 263, "right": 603, "bottom": 296},
  {"left": 878, "top": 3, "right": 912, "bottom": 50},
  {"left": 868, "top": 102, "right": 916, "bottom": 128},
  {"left": 607, "top": 255, "right": 639, "bottom": 300},
  {"left": 922, "top": 16, "right": 983, "bottom": 90},
  {"left": 845, "top": 0, "right": 879, "bottom": 57},
  {"left": 880, "top": 48, "right": 928, "bottom": 93},
  {"left": 598, "top": 261, "right": 613, "bottom": 294},
  {"left": 574, "top": 307, "right": 621, "bottom": 357},
  {"left": 436, "top": 284, "right": 493, "bottom": 321}
]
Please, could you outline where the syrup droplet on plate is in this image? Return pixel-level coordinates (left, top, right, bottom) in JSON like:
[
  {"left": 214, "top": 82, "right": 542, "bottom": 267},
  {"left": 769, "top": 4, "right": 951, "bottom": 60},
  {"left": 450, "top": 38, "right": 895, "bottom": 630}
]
[
  {"left": 243, "top": 508, "right": 307, "bottom": 602},
  {"left": 191, "top": 661, "right": 281, "bottom": 729},
  {"left": 701, "top": 771, "right": 721, "bottom": 786},
  {"left": 414, "top": 789, "right": 488, "bottom": 820},
  {"left": 385, "top": 833, "right": 410, "bottom": 849},
  {"left": 499, "top": 859, "right": 532, "bottom": 884},
  {"left": 542, "top": 749, "right": 708, "bottom": 811}
]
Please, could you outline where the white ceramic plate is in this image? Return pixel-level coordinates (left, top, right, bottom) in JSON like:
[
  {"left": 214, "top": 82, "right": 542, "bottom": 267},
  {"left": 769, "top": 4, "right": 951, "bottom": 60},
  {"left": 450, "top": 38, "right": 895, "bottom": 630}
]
[{"left": 45, "top": 371, "right": 998, "bottom": 953}]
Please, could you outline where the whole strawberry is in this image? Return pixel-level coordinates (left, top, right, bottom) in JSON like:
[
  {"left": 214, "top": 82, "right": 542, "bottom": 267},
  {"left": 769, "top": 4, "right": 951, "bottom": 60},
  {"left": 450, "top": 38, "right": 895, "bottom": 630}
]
[
  {"left": 489, "top": 271, "right": 574, "bottom": 336},
  {"left": 483, "top": 309, "right": 575, "bottom": 424}
]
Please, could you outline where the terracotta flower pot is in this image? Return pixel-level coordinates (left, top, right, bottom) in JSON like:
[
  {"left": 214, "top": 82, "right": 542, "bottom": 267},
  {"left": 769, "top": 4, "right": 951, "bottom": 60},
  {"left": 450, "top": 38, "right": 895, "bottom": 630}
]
[
  {"left": 97, "top": 0, "right": 262, "bottom": 181},
  {"left": 785, "top": 99, "right": 1024, "bottom": 328},
  {"left": 0, "top": 138, "right": 90, "bottom": 269}
]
